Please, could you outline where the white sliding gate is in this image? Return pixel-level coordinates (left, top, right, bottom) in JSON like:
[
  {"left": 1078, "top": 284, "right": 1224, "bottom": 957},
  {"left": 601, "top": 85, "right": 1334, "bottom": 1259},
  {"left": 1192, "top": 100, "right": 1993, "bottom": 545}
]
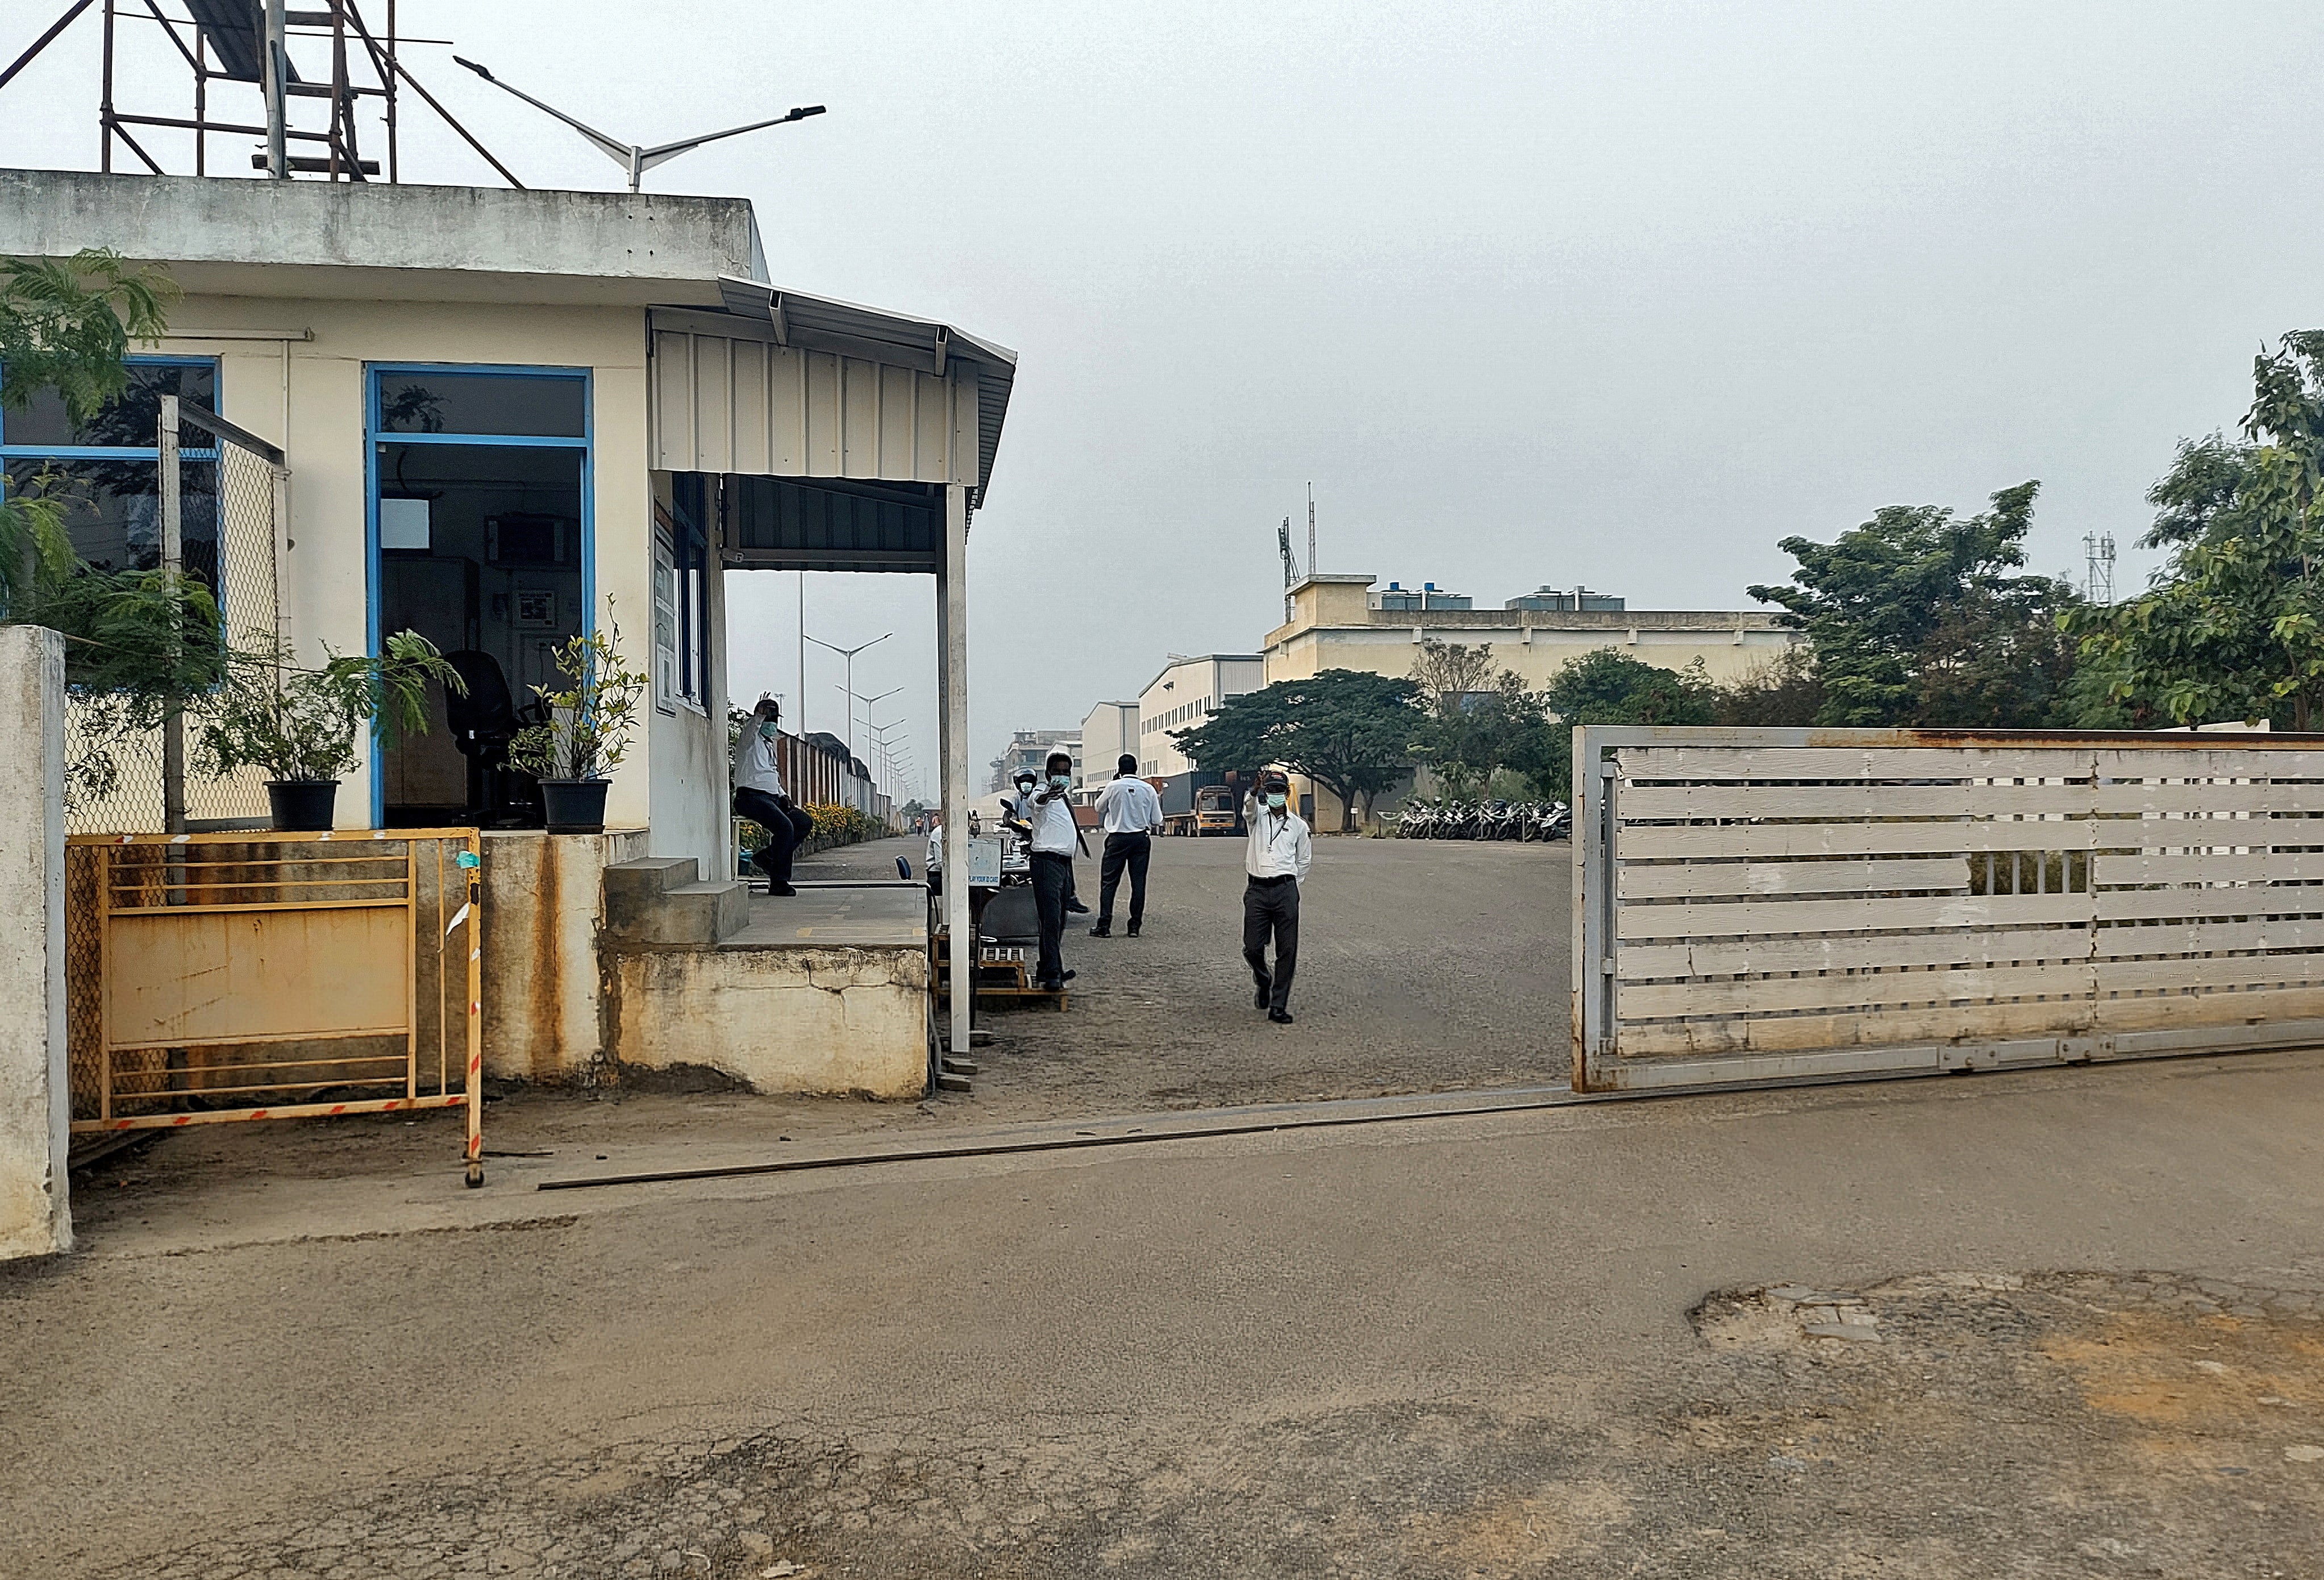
[{"left": 1573, "top": 726, "right": 2324, "bottom": 1093}]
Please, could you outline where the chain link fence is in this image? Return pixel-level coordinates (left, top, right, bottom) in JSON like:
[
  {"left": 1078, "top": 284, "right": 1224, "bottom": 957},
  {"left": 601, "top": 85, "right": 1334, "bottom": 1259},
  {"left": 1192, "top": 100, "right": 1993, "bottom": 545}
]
[{"left": 65, "top": 399, "right": 287, "bottom": 834}]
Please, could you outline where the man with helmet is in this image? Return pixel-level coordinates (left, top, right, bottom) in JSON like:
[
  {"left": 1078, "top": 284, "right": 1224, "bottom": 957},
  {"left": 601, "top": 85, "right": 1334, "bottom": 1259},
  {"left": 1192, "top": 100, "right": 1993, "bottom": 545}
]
[{"left": 1242, "top": 766, "right": 1312, "bottom": 1024}]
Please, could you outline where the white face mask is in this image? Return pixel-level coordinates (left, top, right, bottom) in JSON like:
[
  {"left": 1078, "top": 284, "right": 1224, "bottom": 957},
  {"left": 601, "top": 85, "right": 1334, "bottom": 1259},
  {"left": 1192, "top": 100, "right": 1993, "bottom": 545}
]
[
  {"left": 1049, "top": 774, "right": 1071, "bottom": 789},
  {"left": 758, "top": 721, "right": 780, "bottom": 740},
  {"left": 1016, "top": 780, "right": 1036, "bottom": 796},
  {"left": 1265, "top": 792, "right": 1288, "bottom": 810}
]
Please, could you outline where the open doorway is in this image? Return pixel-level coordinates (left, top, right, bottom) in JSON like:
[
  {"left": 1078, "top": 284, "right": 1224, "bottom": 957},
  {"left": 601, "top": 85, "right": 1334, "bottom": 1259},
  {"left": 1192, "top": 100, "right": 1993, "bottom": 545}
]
[{"left": 368, "top": 367, "right": 590, "bottom": 826}]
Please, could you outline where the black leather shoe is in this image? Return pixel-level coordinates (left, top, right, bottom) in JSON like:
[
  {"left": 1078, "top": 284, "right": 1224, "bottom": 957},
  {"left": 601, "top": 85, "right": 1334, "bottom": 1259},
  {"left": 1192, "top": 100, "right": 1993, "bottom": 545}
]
[
  {"left": 1065, "top": 900, "right": 1090, "bottom": 914},
  {"left": 1268, "top": 1008, "right": 1294, "bottom": 1024},
  {"left": 1088, "top": 924, "right": 1111, "bottom": 937},
  {"left": 1253, "top": 981, "right": 1271, "bottom": 1010},
  {"left": 1125, "top": 926, "right": 1141, "bottom": 938}
]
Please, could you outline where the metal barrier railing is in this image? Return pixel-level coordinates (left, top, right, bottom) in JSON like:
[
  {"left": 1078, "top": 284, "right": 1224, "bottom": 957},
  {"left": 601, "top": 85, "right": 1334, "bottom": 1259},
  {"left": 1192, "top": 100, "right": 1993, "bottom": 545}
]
[{"left": 65, "top": 828, "right": 486, "bottom": 1186}]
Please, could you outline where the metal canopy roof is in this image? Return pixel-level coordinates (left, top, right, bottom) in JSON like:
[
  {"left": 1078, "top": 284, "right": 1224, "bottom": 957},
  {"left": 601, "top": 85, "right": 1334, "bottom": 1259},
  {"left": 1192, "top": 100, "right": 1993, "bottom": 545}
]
[{"left": 715, "top": 276, "right": 1015, "bottom": 498}]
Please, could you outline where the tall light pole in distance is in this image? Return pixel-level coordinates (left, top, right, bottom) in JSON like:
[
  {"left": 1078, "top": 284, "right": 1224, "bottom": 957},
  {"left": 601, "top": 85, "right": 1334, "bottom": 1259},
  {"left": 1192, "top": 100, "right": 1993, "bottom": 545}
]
[
  {"left": 806, "top": 630, "right": 892, "bottom": 764},
  {"left": 846, "top": 685, "right": 904, "bottom": 774}
]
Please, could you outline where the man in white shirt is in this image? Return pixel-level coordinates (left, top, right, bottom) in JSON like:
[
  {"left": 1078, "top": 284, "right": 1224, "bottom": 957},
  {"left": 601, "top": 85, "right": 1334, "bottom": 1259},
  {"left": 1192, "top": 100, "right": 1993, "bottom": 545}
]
[
  {"left": 732, "top": 696, "right": 814, "bottom": 897},
  {"left": 1088, "top": 755, "right": 1164, "bottom": 939},
  {"left": 1014, "top": 749, "right": 1082, "bottom": 991},
  {"left": 1242, "top": 766, "right": 1312, "bottom": 1024}
]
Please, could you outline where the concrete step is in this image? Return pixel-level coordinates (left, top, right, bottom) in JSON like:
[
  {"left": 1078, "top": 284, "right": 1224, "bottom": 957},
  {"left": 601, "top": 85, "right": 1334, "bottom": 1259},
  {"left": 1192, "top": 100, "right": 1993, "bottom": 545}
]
[{"left": 605, "top": 858, "right": 747, "bottom": 946}]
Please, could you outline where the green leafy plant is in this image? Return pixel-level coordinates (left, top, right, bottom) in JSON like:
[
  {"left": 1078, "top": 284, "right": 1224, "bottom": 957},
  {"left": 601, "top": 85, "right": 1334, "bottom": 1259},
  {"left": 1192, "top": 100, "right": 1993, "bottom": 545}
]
[
  {"left": 806, "top": 803, "right": 880, "bottom": 845},
  {"left": 2068, "top": 332, "right": 2324, "bottom": 729},
  {"left": 508, "top": 608, "right": 647, "bottom": 782},
  {"left": 1750, "top": 482, "right": 2081, "bottom": 727},
  {"left": 197, "top": 631, "right": 463, "bottom": 783}
]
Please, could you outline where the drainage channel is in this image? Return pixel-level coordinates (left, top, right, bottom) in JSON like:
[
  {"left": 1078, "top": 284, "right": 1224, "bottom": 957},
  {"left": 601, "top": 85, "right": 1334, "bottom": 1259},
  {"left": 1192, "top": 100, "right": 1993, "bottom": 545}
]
[{"left": 535, "top": 1085, "right": 1593, "bottom": 1191}]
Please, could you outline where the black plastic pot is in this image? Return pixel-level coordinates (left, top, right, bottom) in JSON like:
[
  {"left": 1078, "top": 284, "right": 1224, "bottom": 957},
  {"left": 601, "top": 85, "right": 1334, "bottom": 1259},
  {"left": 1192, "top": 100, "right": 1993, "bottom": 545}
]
[
  {"left": 266, "top": 779, "right": 339, "bottom": 832},
  {"left": 539, "top": 777, "right": 611, "bottom": 834}
]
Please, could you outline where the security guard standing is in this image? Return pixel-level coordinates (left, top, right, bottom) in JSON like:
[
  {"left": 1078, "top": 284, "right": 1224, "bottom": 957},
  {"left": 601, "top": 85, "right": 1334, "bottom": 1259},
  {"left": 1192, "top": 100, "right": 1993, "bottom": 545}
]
[
  {"left": 1242, "top": 766, "right": 1312, "bottom": 1024},
  {"left": 1017, "top": 749, "right": 1082, "bottom": 992}
]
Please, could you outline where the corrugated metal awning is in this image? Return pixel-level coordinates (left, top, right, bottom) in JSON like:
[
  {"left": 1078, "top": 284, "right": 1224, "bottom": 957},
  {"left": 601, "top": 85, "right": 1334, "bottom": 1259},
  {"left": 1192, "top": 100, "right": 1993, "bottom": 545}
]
[{"left": 688, "top": 277, "right": 1015, "bottom": 499}]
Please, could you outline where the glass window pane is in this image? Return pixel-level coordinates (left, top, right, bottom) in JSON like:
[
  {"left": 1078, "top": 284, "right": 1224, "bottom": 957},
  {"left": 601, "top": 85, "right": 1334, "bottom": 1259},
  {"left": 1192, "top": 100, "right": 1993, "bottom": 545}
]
[
  {"left": 1, "top": 362, "right": 218, "bottom": 451},
  {"left": 7, "top": 456, "right": 220, "bottom": 593},
  {"left": 376, "top": 372, "right": 585, "bottom": 438}
]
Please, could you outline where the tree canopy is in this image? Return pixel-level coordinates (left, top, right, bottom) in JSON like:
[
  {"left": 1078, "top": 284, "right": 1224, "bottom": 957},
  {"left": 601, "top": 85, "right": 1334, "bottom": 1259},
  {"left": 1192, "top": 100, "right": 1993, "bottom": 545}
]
[
  {"left": 1173, "top": 668, "right": 1419, "bottom": 830},
  {"left": 2068, "top": 332, "right": 2324, "bottom": 729},
  {"left": 1749, "top": 482, "right": 2081, "bottom": 727}
]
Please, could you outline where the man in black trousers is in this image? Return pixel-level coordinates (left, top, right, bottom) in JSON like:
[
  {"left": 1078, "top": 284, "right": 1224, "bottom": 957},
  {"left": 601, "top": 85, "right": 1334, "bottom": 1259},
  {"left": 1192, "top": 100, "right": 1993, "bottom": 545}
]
[
  {"left": 1017, "top": 749, "right": 1082, "bottom": 992},
  {"left": 1242, "top": 766, "right": 1313, "bottom": 1024},
  {"left": 1089, "top": 754, "right": 1163, "bottom": 938}
]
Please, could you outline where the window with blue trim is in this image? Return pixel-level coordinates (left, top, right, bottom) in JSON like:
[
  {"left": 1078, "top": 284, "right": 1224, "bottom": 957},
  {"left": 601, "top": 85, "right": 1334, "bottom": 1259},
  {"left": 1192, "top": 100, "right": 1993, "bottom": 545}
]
[
  {"left": 656, "top": 476, "right": 711, "bottom": 713},
  {"left": 0, "top": 358, "right": 222, "bottom": 591},
  {"left": 369, "top": 364, "right": 592, "bottom": 825}
]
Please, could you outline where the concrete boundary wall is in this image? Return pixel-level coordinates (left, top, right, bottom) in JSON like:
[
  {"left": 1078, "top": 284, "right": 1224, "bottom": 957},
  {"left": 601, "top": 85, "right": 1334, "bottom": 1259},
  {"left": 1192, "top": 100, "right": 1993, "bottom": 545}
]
[{"left": 1, "top": 626, "right": 71, "bottom": 1259}]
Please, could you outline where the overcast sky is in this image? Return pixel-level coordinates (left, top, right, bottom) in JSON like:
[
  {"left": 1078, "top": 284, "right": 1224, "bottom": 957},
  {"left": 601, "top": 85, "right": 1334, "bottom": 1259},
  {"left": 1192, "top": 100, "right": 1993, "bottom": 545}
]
[{"left": 9, "top": 2, "right": 2324, "bottom": 799}]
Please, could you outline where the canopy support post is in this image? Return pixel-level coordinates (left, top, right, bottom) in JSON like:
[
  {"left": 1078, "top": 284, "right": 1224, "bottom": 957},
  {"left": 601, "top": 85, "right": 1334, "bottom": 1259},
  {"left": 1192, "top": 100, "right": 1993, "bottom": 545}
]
[{"left": 939, "top": 483, "right": 973, "bottom": 1059}]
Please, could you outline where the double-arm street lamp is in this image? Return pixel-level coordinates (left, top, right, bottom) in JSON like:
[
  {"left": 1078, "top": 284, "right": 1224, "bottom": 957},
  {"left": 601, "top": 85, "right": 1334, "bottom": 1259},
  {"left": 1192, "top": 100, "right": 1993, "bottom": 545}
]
[{"left": 805, "top": 631, "right": 892, "bottom": 765}]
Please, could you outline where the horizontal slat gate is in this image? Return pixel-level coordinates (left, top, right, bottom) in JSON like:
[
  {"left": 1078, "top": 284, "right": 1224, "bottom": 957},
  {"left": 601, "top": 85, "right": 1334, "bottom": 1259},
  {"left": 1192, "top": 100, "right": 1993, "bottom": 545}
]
[{"left": 1572, "top": 726, "right": 2324, "bottom": 1093}]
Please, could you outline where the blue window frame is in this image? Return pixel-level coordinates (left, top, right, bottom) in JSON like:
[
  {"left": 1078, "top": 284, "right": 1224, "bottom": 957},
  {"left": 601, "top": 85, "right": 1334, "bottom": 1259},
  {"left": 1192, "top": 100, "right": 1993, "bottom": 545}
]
[
  {"left": 365, "top": 363, "right": 592, "bottom": 824},
  {"left": 0, "top": 356, "right": 223, "bottom": 591}
]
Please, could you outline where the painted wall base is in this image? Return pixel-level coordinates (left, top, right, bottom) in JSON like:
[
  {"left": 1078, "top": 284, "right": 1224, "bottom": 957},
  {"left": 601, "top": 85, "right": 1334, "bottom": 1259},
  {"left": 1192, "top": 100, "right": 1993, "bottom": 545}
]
[
  {"left": 480, "top": 828, "right": 648, "bottom": 1084},
  {"left": 606, "top": 943, "right": 928, "bottom": 1099}
]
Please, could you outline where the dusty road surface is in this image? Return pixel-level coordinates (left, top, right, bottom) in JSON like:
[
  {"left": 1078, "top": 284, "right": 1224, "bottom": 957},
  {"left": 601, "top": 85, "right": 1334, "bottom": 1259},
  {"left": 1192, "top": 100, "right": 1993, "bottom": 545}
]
[
  {"left": 14, "top": 1049, "right": 2324, "bottom": 1579},
  {"left": 917, "top": 829, "right": 1573, "bottom": 1115}
]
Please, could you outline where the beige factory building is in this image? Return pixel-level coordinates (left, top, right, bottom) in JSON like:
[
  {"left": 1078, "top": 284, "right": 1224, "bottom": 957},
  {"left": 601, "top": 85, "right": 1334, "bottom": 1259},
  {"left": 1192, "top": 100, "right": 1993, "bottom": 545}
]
[
  {"left": 1263, "top": 573, "right": 1799, "bottom": 691},
  {"left": 1263, "top": 573, "right": 1801, "bottom": 829}
]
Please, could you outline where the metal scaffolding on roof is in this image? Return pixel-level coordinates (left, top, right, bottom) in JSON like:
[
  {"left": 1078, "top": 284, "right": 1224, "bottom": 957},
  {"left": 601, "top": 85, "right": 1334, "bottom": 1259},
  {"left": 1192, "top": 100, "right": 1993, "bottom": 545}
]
[{"left": 1, "top": 0, "right": 523, "bottom": 186}]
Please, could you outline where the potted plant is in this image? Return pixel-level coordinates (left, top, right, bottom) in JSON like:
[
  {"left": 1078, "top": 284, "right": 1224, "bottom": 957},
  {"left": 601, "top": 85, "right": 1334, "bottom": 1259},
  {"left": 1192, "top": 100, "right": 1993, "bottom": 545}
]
[
  {"left": 508, "top": 608, "right": 647, "bottom": 834},
  {"left": 197, "top": 631, "right": 464, "bottom": 830}
]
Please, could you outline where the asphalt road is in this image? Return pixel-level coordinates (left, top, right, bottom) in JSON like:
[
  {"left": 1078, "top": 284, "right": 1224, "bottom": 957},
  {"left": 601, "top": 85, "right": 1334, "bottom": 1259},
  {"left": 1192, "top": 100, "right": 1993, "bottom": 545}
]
[
  {"left": 14, "top": 1048, "right": 2324, "bottom": 1579},
  {"left": 822, "top": 830, "right": 1573, "bottom": 1119}
]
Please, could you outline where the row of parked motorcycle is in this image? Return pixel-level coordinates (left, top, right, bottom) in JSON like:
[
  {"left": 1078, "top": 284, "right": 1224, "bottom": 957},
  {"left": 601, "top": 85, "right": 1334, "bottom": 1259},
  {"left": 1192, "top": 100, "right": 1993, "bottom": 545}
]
[{"left": 1396, "top": 798, "right": 1571, "bottom": 841}]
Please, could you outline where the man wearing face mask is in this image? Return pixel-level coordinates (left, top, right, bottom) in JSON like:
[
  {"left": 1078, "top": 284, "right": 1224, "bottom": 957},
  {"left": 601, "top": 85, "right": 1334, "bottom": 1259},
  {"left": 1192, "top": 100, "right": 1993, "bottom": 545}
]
[
  {"left": 732, "top": 696, "right": 815, "bottom": 897},
  {"left": 1242, "top": 766, "right": 1312, "bottom": 1024},
  {"left": 1018, "top": 749, "right": 1083, "bottom": 992},
  {"left": 1006, "top": 767, "right": 1090, "bottom": 914}
]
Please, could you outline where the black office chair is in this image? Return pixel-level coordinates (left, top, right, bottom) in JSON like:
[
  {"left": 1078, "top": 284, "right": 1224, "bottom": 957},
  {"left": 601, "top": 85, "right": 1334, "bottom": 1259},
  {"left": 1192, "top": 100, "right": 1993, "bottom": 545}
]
[{"left": 443, "top": 650, "right": 543, "bottom": 828}]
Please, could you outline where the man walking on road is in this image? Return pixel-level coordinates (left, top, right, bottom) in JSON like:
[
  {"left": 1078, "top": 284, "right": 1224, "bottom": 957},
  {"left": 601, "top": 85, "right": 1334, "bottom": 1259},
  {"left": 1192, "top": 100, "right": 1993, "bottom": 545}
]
[
  {"left": 1089, "top": 754, "right": 1163, "bottom": 938},
  {"left": 1021, "top": 749, "right": 1082, "bottom": 992},
  {"left": 1242, "top": 766, "right": 1312, "bottom": 1024}
]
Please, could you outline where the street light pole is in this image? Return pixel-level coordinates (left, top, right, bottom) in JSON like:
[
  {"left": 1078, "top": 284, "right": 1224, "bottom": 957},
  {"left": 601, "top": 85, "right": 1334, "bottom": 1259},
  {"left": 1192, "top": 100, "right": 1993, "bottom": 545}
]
[{"left": 804, "top": 630, "right": 892, "bottom": 764}]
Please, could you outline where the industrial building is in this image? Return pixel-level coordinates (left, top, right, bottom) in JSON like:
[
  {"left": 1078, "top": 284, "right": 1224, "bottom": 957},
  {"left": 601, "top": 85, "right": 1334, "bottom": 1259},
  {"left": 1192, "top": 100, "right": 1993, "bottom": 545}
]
[
  {"left": 1078, "top": 701, "right": 1139, "bottom": 788},
  {"left": 1264, "top": 573, "right": 1797, "bottom": 693},
  {"left": 1135, "top": 654, "right": 1265, "bottom": 779}
]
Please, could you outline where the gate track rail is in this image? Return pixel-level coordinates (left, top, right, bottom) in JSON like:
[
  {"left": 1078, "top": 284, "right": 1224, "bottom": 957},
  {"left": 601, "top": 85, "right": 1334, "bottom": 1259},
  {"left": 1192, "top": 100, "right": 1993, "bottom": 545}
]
[{"left": 1573, "top": 725, "right": 2324, "bottom": 1093}]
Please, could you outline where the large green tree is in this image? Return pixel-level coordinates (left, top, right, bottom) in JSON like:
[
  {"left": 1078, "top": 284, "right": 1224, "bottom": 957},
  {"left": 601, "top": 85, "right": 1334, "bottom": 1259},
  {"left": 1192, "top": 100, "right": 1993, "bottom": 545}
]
[
  {"left": 1173, "top": 668, "right": 1420, "bottom": 830},
  {"left": 1748, "top": 482, "right": 2081, "bottom": 727},
  {"left": 2068, "top": 333, "right": 2324, "bottom": 729}
]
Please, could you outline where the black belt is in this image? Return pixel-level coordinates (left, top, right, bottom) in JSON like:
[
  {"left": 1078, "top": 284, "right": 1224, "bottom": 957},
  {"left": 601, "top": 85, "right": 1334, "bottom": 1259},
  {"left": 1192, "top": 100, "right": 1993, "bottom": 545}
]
[
  {"left": 1031, "top": 850, "right": 1074, "bottom": 862},
  {"left": 1248, "top": 872, "right": 1297, "bottom": 885}
]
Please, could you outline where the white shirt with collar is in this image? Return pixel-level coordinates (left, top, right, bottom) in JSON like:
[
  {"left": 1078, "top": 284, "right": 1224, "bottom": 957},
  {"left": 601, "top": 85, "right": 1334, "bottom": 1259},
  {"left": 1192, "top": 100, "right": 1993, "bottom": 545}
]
[
  {"left": 1095, "top": 773, "right": 1163, "bottom": 835},
  {"left": 1014, "top": 785, "right": 1080, "bottom": 856},
  {"left": 1243, "top": 792, "right": 1312, "bottom": 883},
  {"left": 733, "top": 729, "right": 786, "bottom": 797}
]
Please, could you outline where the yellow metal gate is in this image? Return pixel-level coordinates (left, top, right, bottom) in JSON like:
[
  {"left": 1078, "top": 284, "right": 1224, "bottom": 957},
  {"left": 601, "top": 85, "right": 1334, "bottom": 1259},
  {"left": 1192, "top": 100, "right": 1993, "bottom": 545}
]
[{"left": 66, "top": 829, "right": 485, "bottom": 1185}]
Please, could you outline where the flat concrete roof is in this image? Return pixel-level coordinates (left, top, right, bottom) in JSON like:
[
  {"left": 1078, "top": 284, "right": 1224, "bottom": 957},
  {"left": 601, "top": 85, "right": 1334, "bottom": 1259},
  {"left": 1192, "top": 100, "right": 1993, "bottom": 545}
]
[{"left": 0, "top": 168, "right": 764, "bottom": 305}]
